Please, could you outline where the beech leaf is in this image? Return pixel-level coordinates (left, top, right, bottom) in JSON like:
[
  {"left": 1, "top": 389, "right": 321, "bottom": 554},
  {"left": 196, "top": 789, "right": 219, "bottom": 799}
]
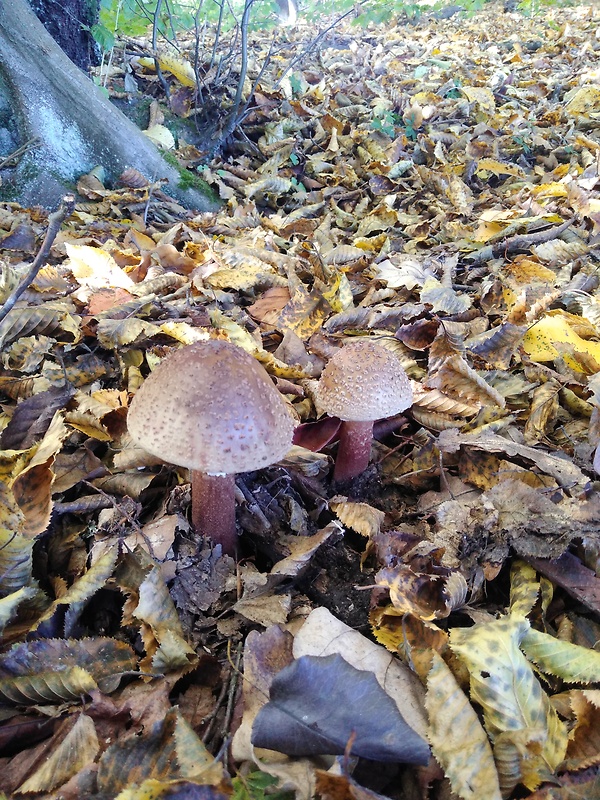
[{"left": 251, "top": 653, "right": 430, "bottom": 764}]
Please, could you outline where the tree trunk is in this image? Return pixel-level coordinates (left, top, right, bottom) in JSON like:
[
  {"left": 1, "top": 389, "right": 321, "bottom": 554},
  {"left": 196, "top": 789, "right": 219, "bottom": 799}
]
[
  {"left": 31, "top": 0, "right": 100, "bottom": 70},
  {"left": 0, "top": 0, "right": 217, "bottom": 211}
]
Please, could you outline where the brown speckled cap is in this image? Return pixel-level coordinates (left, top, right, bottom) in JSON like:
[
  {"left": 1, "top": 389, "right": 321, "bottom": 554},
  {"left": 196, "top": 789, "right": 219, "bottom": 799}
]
[
  {"left": 316, "top": 340, "right": 413, "bottom": 421},
  {"left": 127, "top": 340, "right": 296, "bottom": 474}
]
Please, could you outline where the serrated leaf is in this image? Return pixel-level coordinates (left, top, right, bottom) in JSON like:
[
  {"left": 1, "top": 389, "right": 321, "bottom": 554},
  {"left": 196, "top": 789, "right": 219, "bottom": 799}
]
[
  {"left": 133, "top": 566, "right": 196, "bottom": 673},
  {"left": 66, "top": 243, "right": 135, "bottom": 290},
  {"left": 421, "top": 277, "right": 472, "bottom": 315},
  {"left": 8, "top": 411, "right": 69, "bottom": 538},
  {"left": 521, "top": 628, "right": 600, "bottom": 684},
  {"left": 426, "top": 651, "right": 501, "bottom": 800},
  {"left": 372, "top": 256, "right": 432, "bottom": 290},
  {"left": 330, "top": 497, "right": 385, "bottom": 539},
  {"left": 34, "top": 547, "right": 119, "bottom": 636},
  {"left": 0, "top": 490, "right": 31, "bottom": 596},
  {"left": 450, "top": 616, "right": 568, "bottom": 791},
  {"left": 0, "top": 306, "right": 81, "bottom": 349},
  {"left": 559, "top": 689, "right": 600, "bottom": 771},
  {"left": 429, "top": 355, "right": 505, "bottom": 409},
  {"left": 0, "top": 666, "right": 97, "bottom": 705},
  {"left": 469, "top": 323, "right": 527, "bottom": 370},
  {"left": 0, "top": 586, "right": 39, "bottom": 635},
  {"left": 510, "top": 560, "right": 541, "bottom": 618},
  {"left": 0, "top": 637, "right": 137, "bottom": 697},
  {"left": 96, "top": 317, "right": 159, "bottom": 349},
  {"left": 524, "top": 380, "right": 560, "bottom": 444}
]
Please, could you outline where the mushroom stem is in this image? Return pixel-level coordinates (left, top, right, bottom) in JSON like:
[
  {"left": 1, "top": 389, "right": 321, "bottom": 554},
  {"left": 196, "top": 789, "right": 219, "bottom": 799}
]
[
  {"left": 191, "top": 471, "right": 237, "bottom": 556},
  {"left": 333, "top": 420, "right": 375, "bottom": 483}
]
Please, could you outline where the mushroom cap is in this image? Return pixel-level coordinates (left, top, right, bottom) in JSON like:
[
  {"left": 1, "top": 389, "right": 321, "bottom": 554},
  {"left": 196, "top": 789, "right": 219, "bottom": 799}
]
[
  {"left": 316, "top": 340, "right": 413, "bottom": 422},
  {"left": 127, "top": 340, "right": 296, "bottom": 474}
]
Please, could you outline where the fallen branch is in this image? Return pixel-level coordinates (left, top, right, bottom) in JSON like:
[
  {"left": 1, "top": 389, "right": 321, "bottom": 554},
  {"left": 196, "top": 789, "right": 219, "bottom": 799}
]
[
  {"left": 0, "top": 137, "right": 40, "bottom": 169},
  {"left": 468, "top": 217, "right": 575, "bottom": 266},
  {"left": 0, "top": 194, "right": 75, "bottom": 323}
]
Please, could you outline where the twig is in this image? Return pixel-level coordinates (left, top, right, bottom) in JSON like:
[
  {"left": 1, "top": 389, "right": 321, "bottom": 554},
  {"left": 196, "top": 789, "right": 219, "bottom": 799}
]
[
  {"left": 274, "top": 7, "right": 357, "bottom": 89},
  {"left": 0, "top": 138, "right": 40, "bottom": 170},
  {"left": 231, "top": 0, "right": 255, "bottom": 120},
  {"left": 0, "top": 195, "right": 75, "bottom": 324},
  {"left": 468, "top": 217, "right": 574, "bottom": 265}
]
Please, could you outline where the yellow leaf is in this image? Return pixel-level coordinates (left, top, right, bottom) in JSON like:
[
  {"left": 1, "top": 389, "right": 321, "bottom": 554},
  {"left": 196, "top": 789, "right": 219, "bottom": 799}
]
[
  {"left": 0, "top": 587, "right": 38, "bottom": 635},
  {"left": 155, "top": 53, "right": 196, "bottom": 87},
  {"left": 532, "top": 182, "right": 569, "bottom": 198},
  {"left": 330, "top": 496, "right": 385, "bottom": 539},
  {"left": 521, "top": 628, "right": 600, "bottom": 684},
  {"left": 426, "top": 651, "right": 502, "bottom": 800},
  {"left": 96, "top": 318, "right": 159, "bottom": 349},
  {"left": 450, "top": 616, "right": 568, "bottom": 791},
  {"left": 462, "top": 86, "right": 496, "bottom": 114},
  {"left": 523, "top": 314, "right": 600, "bottom": 371},
  {"left": 565, "top": 86, "right": 600, "bottom": 117},
  {"left": 476, "top": 159, "right": 525, "bottom": 178},
  {"left": 144, "top": 124, "right": 175, "bottom": 150},
  {"left": 509, "top": 560, "right": 541, "bottom": 618},
  {"left": 206, "top": 261, "right": 275, "bottom": 291}
]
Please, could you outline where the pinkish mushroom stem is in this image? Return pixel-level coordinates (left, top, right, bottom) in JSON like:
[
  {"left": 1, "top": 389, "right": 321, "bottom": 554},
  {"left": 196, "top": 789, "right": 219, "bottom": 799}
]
[
  {"left": 334, "top": 420, "right": 375, "bottom": 483},
  {"left": 191, "top": 471, "right": 237, "bottom": 556}
]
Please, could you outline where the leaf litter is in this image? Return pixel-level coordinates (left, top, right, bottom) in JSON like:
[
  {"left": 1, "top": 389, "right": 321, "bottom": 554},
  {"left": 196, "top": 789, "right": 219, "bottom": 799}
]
[{"left": 1, "top": 2, "right": 600, "bottom": 798}]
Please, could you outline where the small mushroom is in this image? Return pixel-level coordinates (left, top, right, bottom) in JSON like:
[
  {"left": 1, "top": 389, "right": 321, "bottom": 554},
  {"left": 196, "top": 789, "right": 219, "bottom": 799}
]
[
  {"left": 316, "top": 340, "right": 413, "bottom": 482},
  {"left": 127, "top": 340, "right": 296, "bottom": 555}
]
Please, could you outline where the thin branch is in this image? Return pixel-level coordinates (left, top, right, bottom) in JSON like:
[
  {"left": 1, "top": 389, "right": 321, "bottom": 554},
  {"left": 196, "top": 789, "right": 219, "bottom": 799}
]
[
  {"left": 0, "top": 138, "right": 40, "bottom": 170},
  {"left": 468, "top": 218, "right": 575, "bottom": 265},
  {"left": 0, "top": 195, "right": 75, "bottom": 324},
  {"left": 274, "top": 7, "right": 357, "bottom": 89}
]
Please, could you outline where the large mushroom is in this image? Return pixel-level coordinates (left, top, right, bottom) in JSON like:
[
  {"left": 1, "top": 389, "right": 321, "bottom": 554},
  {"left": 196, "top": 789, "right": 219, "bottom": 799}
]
[
  {"left": 127, "top": 340, "right": 296, "bottom": 555},
  {"left": 316, "top": 340, "right": 413, "bottom": 482}
]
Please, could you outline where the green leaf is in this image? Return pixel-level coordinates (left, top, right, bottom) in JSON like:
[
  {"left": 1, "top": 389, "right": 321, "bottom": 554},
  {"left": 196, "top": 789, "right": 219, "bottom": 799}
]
[{"left": 90, "top": 22, "right": 115, "bottom": 51}]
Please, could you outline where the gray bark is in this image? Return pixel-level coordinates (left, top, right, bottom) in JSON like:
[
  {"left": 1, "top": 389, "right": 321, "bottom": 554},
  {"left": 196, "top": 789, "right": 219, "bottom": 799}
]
[{"left": 0, "top": 0, "right": 218, "bottom": 210}]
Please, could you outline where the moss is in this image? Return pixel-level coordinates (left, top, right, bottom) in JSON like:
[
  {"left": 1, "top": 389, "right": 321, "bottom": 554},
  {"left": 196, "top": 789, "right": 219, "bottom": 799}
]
[
  {"left": 162, "top": 151, "right": 217, "bottom": 199},
  {"left": 0, "top": 160, "right": 41, "bottom": 201}
]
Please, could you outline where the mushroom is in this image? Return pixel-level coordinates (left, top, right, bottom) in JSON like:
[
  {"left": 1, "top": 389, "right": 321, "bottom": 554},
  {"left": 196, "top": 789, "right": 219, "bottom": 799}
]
[
  {"left": 127, "top": 340, "right": 296, "bottom": 555},
  {"left": 315, "top": 340, "right": 413, "bottom": 482}
]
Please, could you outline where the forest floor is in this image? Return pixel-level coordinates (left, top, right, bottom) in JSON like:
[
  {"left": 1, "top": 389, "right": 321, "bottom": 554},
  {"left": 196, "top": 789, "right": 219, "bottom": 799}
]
[{"left": 1, "top": 2, "right": 600, "bottom": 798}]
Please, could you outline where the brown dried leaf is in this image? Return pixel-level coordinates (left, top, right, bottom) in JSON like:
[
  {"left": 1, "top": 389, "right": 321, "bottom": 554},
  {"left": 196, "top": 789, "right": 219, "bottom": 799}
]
[
  {"left": 469, "top": 323, "right": 527, "bottom": 369},
  {"left": 429, "top": 355, "right": 505, "bottom": 409},
  {"left": 0, "top": 306, "right": 81, "bottom": 349},
  {"left": 524, "top": 380, "right": 560, "bottom": 444}
]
